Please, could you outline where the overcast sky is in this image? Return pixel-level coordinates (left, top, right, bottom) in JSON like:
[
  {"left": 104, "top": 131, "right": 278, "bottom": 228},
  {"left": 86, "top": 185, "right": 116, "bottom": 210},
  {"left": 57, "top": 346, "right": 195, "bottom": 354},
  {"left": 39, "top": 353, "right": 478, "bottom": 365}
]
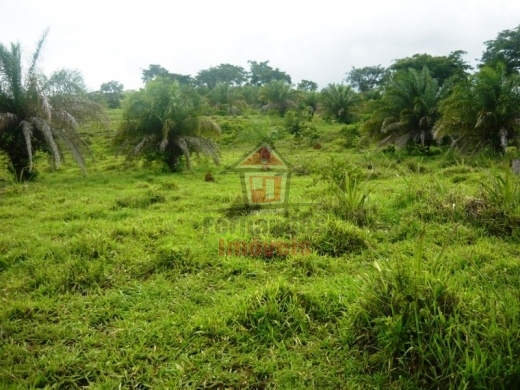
[{"left": 2, "top": 0, "right": 520, "bottom": 91}]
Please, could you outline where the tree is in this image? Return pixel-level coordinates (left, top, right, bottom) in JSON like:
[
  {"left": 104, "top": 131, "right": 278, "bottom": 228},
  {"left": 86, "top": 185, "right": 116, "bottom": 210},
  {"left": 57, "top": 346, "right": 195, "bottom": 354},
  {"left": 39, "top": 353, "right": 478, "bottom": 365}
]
[
  {"left": 363, "top": 67, "right": 450, "bottom": 149},
  {"left": 0, "top": 31, "right": 104, "bottom": 181},
  {"left": 195, "top": 64, "right": 247, "bottom": 89},
  {"left": 434, "top": 63, "right": 520, "bottom": 153},
  {"left": 300, "top": 90, "right": 319, "bottom": 116},
  {"left": 141, "top": 64, "right": 193, "bottom": 85},
  {"left": 248, "top": 60, "right": 291, "bottom": 86},
  {"left": 100, "top": 80, "right": 124, "bottom": 108},
  {"left": 297, "top": 79, "right": 318, "bottom": 92},
  {"left": 237, "top": 84, "right": 260, "bottom": 107},
  {"left": 391, "top": 51, "right": 471, "bottom": 85},
  {"left": 320, "top": 84, "right": 359, "bottom": 124},
  {"left": 208, "top": 82, "right": 247, "bottom": 115},
  {"left": 258, "top": 80, "right": 297, "bottom": 115},
  {"left": 480, "top": 25, "right": 520, "bottom": 74},
  {"left": 346, "top": 65, "right": 389, "bottom": 93},
  {"left": 115, "top": 77, "right": 220, "bottom": 171}
]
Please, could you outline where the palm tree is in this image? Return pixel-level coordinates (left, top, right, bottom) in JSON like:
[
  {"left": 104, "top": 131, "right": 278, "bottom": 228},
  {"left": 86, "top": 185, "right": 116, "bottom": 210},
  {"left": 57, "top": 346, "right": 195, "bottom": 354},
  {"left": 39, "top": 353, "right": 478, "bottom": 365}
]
[
  {"left": 0, "top": 31, "right": 104, "bottom": 180},
  {"left": 208, "top": 82, "right": 247, "bottom": 115},
  {"left": 258, "top": 80, "right": 298, "bottom": 115},
  {"left": 434, "top": 63, "right": 520, "bottom": 153},
  {"left": 115, "top": 77, "right": 220, "bottom": 171},
  {"left": 363, "top": 67, "right": 450, "bottom": 149},
  {"left": 301, "top": 90, "right": 319, "bottom": 117},
  {"left": 320, "top": 84, "right": 359, "bottom": 124}
]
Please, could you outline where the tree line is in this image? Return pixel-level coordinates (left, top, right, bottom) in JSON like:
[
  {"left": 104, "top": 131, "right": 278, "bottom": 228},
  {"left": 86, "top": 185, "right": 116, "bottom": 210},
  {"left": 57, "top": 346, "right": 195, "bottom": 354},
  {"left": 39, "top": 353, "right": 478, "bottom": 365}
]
[{"left": 1, "top": 25, "right": 520, "bottom": 180}]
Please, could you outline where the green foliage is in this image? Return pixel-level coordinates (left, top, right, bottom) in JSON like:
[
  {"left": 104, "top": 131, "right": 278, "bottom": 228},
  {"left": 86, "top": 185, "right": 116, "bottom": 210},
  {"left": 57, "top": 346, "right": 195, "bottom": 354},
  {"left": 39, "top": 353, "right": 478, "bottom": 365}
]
[
  {"left": 390, "top": 51, "right": 471, "bottom": 84},
  {"left": 248, "top": 60, "right": 291, "bottom": 86},
  {"left": 141, "top": 64, "right": 193, "bottom": 85},
  {"left": 320, "top": 83, "right": 359, "bottom": 123},
  {"left": 196, "top": 63, "right": 247, "bottom": 89},
  {"left": 300, "top": 90, "right": 319, "bottom": 116},
  {"left": 346, "top": 65, "right": 389, "bottom": 93},
  {"left": 238, "top": 84, "right": 260, "bottom": 106},
  {"left": 231, "top": 281, "right": 341, "bottom": 343},
  {"left": 462, "top": 170, "right": 520, "bottom": 236},
  {"left": 340, "top": 124, "right": 361, "bottom": 148},
  {"left": 115, "top": 77, "right": 220, "bottom": 171},
  {"left": 349, "top": 237, "right": 520, "bottom": 389},
  {"left": 480, "top": 24, "right": 520, "bottom": 74},
  {"left": 235, "top": 117, "right": 283, "bottom": 144},
  {"left": 435, "top": 63, "right": 520, "bottom": 153},
  {"left": 313, "top": 158, "right": 373, "bottom": 225},
  {"left": 258, "top": 80, "right": 297, "bottom": 115},
  {"left": 0, "top": 31, "right": 104, "bottom": 180},
  {"left": 99, "top": 80, "right": 124, "bottom": 108},
  {"left": 481, "top": 169, "right": 520, "bottom": 213},
  {"left": 207, "top": 82, "right": 247, "bottom": 115},
  {"left": 283, "top": 110, "right": 317, "bottom": 141},
  {"left": 297, "top": 79, "right": 318, "bottom": 92},
  {"left": 3, "top": 98, "right": 520, "bottom": 388},
  {"left": 364, "top": 67, "right": 450, "bottom": 150},
  {"left": 305, "top": 218, "right": 369, "bottom": 256}
]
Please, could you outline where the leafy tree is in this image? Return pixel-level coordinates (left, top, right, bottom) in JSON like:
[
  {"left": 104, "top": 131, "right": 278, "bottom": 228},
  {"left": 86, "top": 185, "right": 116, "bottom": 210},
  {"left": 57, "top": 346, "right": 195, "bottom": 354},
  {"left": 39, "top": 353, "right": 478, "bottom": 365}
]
[
  {"left": 391, "top": 51, "right": 471, "bottom": 84},
  {"left": 480, "top": 25, "right": 520, "bottom": 74},
  {"left": 100, "top": 80, "right": 124, "bottom": 108},
  {"left": 142, "top": 64, "right": 170, "bottom": 83},
  {"left": 0, "top": 31, "right": 104, "bottom": 181},
  {"left": 196, "top": 64, "right": 247, "bottom": 89},
  {"left": 141, "top": 64, "right": 193, "bottom": 85},
  {"left": 297, "top": 79, "right": 318, "bottom": 92},
  {"left": 208, "top": 82, "right": 247, "bottom": 115},
  {"left": 434, "top": 63, "right": 520, "bottom": 153},
  {"left": 248, "top": 60, "right": 291, "bottom": 86},
  {"left": 258, "top": 80, "right": 297, "bottom": 115},
  {"left": 320, "top": 84, "right": 359, "bottom": 124},
  {"left": 346, "top": 65, "right": 389, "bottom": 93},
  {"left": 363, "top": 67, "right": 450, "bottom": 149},
  {"left": 115, "top": 77, "right": 220, "bottom": 171}
]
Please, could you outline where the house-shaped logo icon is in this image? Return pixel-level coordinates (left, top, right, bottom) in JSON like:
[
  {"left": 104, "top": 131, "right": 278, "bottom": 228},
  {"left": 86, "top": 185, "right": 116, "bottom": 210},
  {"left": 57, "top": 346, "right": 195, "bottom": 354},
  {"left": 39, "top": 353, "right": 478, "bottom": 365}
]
[{"left": 225, "top": 142, "right": 291, "bottom": 210}]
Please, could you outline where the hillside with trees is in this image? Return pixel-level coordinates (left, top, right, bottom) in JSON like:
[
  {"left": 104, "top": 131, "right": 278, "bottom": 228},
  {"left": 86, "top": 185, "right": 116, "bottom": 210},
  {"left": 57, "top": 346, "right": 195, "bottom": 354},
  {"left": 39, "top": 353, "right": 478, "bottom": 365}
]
[{"left": 1, "top": 25, "right": 520, "bottom": 389}]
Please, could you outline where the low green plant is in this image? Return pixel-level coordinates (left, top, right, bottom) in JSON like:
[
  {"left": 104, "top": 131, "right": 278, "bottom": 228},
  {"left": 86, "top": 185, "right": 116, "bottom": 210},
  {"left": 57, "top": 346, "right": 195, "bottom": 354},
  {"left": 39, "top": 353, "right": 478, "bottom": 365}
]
[
  {"left": 315, "top": 158, "right": 372, "bottom": 225},
  {"left": 480, "top": 169, "right": 520, "bottom": 213},
  {"left": 349, "top": 231, "right": 520, "bottom": 388}
]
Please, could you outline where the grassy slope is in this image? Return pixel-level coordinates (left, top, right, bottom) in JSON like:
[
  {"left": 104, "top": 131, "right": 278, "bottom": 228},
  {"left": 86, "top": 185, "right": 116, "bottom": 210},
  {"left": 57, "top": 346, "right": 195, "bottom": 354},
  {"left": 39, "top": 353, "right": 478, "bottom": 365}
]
[{"left": 1, "top": 110, "right": 520, "bottom": 389}]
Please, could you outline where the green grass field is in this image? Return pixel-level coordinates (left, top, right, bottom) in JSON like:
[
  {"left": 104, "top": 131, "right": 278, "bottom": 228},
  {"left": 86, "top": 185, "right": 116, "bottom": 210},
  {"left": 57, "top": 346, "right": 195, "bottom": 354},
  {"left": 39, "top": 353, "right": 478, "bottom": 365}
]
[{"left": 1, "top": 110, "right": 520, "bottom": 389}]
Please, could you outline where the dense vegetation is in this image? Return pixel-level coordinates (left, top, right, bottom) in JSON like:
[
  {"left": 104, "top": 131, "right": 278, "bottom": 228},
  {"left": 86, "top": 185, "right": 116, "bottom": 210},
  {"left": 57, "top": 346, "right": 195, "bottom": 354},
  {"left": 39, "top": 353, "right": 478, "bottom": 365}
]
[{"left": 1, "top": 25, "right": 520, "bottom": 389}]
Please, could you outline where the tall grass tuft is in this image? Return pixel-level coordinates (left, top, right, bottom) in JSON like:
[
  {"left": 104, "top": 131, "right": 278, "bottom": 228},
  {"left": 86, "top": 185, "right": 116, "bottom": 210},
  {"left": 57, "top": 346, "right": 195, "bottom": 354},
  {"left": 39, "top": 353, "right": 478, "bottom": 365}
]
[
  {"left": 348, "top": 232, "right": 520, "bottom": 388},
  {"left": 464, "top": 170, "right": 520, "bottom": 236}
]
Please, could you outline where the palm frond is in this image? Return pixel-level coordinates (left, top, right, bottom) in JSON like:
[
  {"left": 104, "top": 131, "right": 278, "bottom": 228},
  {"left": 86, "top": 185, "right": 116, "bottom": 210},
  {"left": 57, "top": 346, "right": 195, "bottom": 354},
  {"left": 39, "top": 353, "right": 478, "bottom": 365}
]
[
  {"left": 197, "top": 117, "right": 221, "bottom": 137},
  {"left": 128, "top": 135, "right": 155, "bottom": 159},
  {"left": 52, "top": 109, "right": 77, "bottom": 130},
  {"left": 41, "top": 95, "right": 52, "bottom": 121},
  {"left": 174, "top": 136, "right": 191, "bottom": 170},
  {"left": 0, "top": 112, "right": 18, "bottom": 131},
  {"left": 52, "top": 126, "right": 85, "bottom": 171},
  {"left": 184, "top": 135, "right": 220, "bottom": 167},
  {"left": 27, "top": 29, "right": 49, "bottom": 81},
  {"left": 30, "top": 117, "right": 61, "bottom": 167}
]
